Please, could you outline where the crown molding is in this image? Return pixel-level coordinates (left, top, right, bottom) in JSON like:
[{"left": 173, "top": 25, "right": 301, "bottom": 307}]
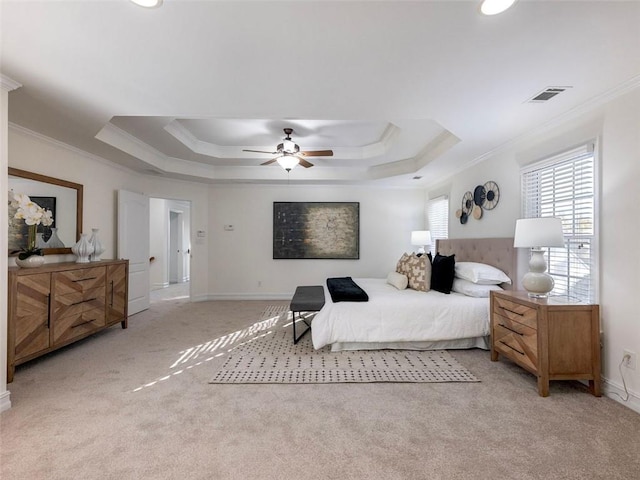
[
  {"left": 9, "top": 122, "right": 135, "bottom": 175},
  {"left": 0, "top": 74, "right": 21, "bottom": 92}
]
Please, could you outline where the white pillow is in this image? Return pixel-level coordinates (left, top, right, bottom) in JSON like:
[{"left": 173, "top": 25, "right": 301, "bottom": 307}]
[
  {"left": 455, "top": 262, "right": 511, "bottom": 285},
  {"left": 452, "top": 278, "right": 503, "bottom": 298},
  {"left": 387, "top": 271, "right": 409, "bottom": 290}
]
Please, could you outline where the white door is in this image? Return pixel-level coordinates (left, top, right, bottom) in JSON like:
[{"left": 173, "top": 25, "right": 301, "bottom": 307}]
[{"left": 117, "top": 190, "right": 150, "bottom": 315}]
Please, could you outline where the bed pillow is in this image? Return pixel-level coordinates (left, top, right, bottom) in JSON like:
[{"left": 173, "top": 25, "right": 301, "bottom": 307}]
[
  {"left": 455, "top": 262, "right": 511, "bottom": 285},
  {"left": 405, "top": 253, "right": 432, "bottom": 292},
  {"left": 387, "top": 271, "right": 409, "bottom": 290},
  {"left": 452, "top": 278, "right": 503, "bottom": 298},
  {"left": 431, "top": 253, "right": 455, "bottom": 294}
]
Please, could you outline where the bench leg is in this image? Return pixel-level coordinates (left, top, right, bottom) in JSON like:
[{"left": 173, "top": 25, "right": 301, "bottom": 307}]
[{"left": 292, "top": 311, "right": 312, "bottom": 344}]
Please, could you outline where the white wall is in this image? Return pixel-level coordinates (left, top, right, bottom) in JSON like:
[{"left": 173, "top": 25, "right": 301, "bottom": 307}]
[
  {"left": 208, "top": 185, "right": 425, "bottom": 299},
  {"left": 428, "top": 86, "right": 640, "bottom": 411}
]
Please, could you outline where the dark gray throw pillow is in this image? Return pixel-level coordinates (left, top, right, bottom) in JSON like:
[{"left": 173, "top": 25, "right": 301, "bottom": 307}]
[{"left": 431, "top": 253, "right": 456, "bottom": 294}]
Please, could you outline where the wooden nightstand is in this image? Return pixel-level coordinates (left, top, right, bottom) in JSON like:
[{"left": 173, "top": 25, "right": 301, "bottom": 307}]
[{"left": 490, "top": 290, "right": 601, "bottom": 397}]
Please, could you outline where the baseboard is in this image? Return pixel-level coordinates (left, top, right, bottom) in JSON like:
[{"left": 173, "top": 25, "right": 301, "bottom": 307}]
[
  {"left": 195, "top": 293, "right": 292, "bottom": 302},
  {"left": 151, "top": 282, "right": 170, "bottom": 290},
  {"left": 0, "top": 390, "right": 12, "bottom": 413},
  {"left": 603, "top": 377, "right": 640, "bottom": 414}
]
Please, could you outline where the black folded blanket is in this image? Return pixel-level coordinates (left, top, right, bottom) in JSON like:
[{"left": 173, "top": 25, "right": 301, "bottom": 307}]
[{"left": 326, "top": 277, "right": 369, "bottom": 303}]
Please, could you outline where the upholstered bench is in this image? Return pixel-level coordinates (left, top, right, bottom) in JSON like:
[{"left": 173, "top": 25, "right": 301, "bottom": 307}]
[{"left": 289, "top": 285, "right": 325, "bottom": 344}]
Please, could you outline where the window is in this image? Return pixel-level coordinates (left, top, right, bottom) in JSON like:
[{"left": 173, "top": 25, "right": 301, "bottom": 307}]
[
  {"left": 521, "top": 144, "right": 597, "bottom": 302},
  {"left": 427, "top": 195, "right": 449, "bottom": 257}
]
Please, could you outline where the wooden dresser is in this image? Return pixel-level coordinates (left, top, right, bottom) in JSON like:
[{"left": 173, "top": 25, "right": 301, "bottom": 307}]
[
  {"left": 490, "top": 290, "right": 601, "bottom": 397},
  {"left": 7, "top": 259, "right": 128, "bottom": 383}
]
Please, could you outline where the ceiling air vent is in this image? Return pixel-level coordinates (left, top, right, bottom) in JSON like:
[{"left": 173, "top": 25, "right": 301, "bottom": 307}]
[{"left": 528, "top": 86, "right": 572, "bottom": 103}]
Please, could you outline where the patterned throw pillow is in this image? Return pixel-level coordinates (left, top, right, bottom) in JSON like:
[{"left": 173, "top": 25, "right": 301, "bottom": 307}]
[
  {"left": 405, "top": 253, "right": 432, "bottom": 292},
  {"left": 396, "top": 252, "right": 411, "bottom": 275}
]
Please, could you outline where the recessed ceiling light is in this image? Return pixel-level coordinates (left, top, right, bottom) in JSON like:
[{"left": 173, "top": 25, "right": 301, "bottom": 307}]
[
  {"left": 131, "top": 0, "right": 163, "bottom": 8},
  {"left": 480, "top": 0, "right": 517, "bottom": 16}
]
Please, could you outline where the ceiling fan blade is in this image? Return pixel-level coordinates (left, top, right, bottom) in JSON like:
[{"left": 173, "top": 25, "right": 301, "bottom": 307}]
[
  {"left": 298, "top": 158, "right": 314, "bottom": 168},
  {"left": 260, "top": 158, "right": 278, "bottom": 166},
  {"left": 300, "top": 150, "right": 333, "bottom": 157},
  {"left": 244, "top": 149, "right": 278, "bottom": 155}
]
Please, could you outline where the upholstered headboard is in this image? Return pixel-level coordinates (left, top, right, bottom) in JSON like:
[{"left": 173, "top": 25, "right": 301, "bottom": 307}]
[{"left": 435, "top": 238, "right": 517, "bottom": 290}]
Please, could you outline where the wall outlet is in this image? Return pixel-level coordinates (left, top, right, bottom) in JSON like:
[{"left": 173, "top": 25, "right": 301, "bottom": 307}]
[
  {"left": 623, "top": 350, "right": 637, "bottom": 370},
  {"left": 224, "top": 224, "right": 234, "bottom": 231}
]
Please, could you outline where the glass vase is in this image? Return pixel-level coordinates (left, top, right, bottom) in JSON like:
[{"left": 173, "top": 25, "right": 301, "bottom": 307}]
[{"left": 27, "top": 224, "right": 37, "bottom": 251}]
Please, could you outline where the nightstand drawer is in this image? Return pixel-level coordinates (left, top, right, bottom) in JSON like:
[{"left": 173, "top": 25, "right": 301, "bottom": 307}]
[
  {"left": 493, "top": 296, "right": 537, "bottom": 330},
  {"left": 494, "top": 319, "right": 538, "bottom": 372}
]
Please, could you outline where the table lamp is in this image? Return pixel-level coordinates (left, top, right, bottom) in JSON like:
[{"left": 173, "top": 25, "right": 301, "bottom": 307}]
[
  {"left": 411, "top": 230, "right": 432, "bottom": 256},
  {"left": 514, "top": 217, "right": 565, "bottom": 298}
]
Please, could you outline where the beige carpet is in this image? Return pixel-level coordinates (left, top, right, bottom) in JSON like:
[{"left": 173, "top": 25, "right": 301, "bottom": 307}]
[
  {"left": 2, "top": 299, "right": 640, "bottom": 480},
  {"left": 211, "top": 307, "right": 479, "bottom": 384}
]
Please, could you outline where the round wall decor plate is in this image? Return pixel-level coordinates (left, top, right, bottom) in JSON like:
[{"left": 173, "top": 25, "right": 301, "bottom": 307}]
[
  {"left": 461, "top": 191, "right": 474, "bottom": 215},
  {"left": 483, "top": 181, "right": 500, "bottom": 210},
  {"left": 472, "top": 205, "right": 483, "bottom": 220},
  {"left": 473, "top": 185, "right": 486, "bottom": 206}
]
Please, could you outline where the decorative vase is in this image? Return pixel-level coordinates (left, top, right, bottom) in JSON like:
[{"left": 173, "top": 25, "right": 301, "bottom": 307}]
[
  {"left": 89, "top": 228, "right": 105, "bottom": 262},
  {"left": 46, "top": 227, "right": 65, "bottom": 248},
  {"left": 72, "top": 233, "right": 94, "bottom": 263},
  {"left": 15, "top": 254, "right": 45, "bottom": 268},
  {"left": 35, "top": 232, "right": 47, "bottom": 248}
]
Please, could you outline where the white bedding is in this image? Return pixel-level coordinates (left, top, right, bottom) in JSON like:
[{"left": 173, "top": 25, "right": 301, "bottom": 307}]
[{"left": 311, "top": 278, "right": 491, "bottom": 350}]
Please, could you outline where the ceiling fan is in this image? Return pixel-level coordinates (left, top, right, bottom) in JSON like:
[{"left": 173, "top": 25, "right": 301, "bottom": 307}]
[{"left": 243, "top": 128, "right": 334, "bottom": 171}]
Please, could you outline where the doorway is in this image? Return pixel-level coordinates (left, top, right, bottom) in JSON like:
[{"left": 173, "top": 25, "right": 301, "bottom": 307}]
[{"left": 149, "top": 198, "right": 191, "bottom": 303}]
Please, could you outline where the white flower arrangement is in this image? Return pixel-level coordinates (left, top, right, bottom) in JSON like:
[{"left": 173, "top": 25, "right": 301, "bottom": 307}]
[{"left": 9, "top": 191, "right": 55, "bottom": 259}]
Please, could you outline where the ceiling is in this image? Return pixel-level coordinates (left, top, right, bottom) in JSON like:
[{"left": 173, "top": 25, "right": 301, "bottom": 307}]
[{"left": 2, "top": 0, "right": 640, "bottom": 186}]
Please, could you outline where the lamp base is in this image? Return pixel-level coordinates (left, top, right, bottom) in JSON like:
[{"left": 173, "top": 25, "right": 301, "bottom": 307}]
[{"left": 521, "top": 271, "right": 554, "bottom": 298}]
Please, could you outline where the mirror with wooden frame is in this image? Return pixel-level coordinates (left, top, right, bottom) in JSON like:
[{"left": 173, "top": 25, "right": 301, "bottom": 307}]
[{"left": 8, "top": 167, "right": 83, "bottom": 255}]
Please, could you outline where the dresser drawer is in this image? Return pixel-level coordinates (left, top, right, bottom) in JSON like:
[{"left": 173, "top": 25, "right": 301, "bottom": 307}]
[
  {"left": 54, "top": 287, "right": 105, "bottom": 319},
  {"left": 493, "top": 316, "right": 538, "bottom": 373},
  {"left": 493, "top": 296, "right": 537, "bottom": 330},
  {"left": 54, "top": 267, "right": 106, "bottom": 296},
  {"left": 53, "top": 308, "right": 106, "bottom": 344}
]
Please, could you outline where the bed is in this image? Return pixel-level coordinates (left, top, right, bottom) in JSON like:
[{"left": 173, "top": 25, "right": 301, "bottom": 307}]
[{"left": 311, "top": 238, "right": 517, "bottom": 352}]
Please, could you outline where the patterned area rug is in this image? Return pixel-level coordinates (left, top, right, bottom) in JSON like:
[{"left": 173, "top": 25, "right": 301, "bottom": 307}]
[{"left": 210, "top": 307, "right": 479, "bottom": 384}]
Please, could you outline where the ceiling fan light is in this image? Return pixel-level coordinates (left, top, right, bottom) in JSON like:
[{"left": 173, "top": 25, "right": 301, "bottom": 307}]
[
  {"left": 480, "top": 0, "right": 516, "bottom": 15},
  {"left": 277, "top": 156, "right": 299, "bottom": 171},
  {"left": 131, "top": 0, "right": 163, "bottom": 8},
  {"left": 282, "top": 139, "right": 296, "bottom": 154}
]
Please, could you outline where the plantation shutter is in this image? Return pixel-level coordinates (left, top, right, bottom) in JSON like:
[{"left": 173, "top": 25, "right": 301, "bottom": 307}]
[
  {"left": 427, "top": 195, "right": 449, "bottom": 257},
  {"left": 521, "top": 144, "right": 597, "bottom": 302}
]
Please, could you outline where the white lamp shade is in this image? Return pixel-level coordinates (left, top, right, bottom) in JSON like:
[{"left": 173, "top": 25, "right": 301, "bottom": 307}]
[
  {"left": 411, "top": 230, "right": 432, "bottom": 247},
  {"left": 514, "top": 218, "right": 564, "bottom": 248},
  {"left": 276, "top": 156, "right": 299, "bottom": 171}
]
